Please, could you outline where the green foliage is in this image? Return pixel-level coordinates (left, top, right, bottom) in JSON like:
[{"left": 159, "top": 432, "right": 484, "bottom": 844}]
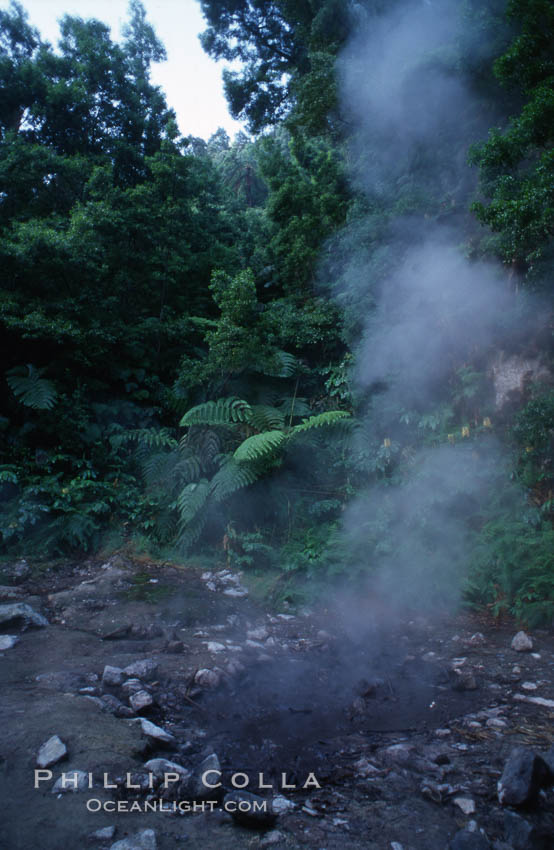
[
  {"left": 6, "top": 364, "right": 57, "bottom": 409},
  {"left": 469, "top": 0, "right": 554, "bottom": 278},
  {"left": 467, "top": 511, "right": 554, "bottom": 626}
]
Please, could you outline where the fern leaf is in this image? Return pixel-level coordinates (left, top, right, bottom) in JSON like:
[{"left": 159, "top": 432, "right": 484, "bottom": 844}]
[
  {"left": 257, "top": 350, "right": 299, "bottom": 378},
  {"left": 249, "top": 404, "right": 286, "bottom": 431},
  {"left": 210, "top": 457, "right": 261, "bottom": 500},
  {"left": 177, "top": 479, "right": 211, "bottom": 523},
  {"left": 180, "top": 397, "right": 252, "bottom": 427},
  {"left": 292, "top": 411, "right": 350, "bottom": 434},
  {"left": 6, "top": 364, "right": 57, "bottom": 410},
  {"left": 234, "top": 430, "right": 286, "bottom": 462}
]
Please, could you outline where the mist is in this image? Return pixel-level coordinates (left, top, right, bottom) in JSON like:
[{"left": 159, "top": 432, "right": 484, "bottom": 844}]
[{"left": 322, "top": 0, "right": 528, "bottom": 616}]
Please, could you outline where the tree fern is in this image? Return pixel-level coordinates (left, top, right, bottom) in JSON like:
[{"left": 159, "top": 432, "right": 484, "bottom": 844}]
[
  {"left": 180, "top": 397, "right": 252, "bottom": 426},
  {"left": 6, "top": 364, "right": 57, "bottom": 410}
]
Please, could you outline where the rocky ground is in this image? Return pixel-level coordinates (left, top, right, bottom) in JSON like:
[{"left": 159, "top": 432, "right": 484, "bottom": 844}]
[{"left": 0, "top": 554, "right": 553, "bottom": 850}]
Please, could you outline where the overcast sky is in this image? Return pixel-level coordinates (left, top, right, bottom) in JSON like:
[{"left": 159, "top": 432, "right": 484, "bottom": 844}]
[{"left": 1, "top": 0, "right": 246, "bottom": 140}]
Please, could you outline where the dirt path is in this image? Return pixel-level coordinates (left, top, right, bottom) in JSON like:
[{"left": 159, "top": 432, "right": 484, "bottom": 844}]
[{"left": 0, "top": 555, "right": 553, "bottom": 849}]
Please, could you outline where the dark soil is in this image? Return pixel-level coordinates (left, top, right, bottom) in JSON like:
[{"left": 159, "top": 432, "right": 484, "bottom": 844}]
[{"left": 0, "top": 554, "right": 553, "bottom": 849}]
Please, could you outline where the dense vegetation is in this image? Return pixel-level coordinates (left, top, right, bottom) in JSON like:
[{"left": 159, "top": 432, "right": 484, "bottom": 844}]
[{"left": 0, "top": 0, "right": 552, "bottom": 624}]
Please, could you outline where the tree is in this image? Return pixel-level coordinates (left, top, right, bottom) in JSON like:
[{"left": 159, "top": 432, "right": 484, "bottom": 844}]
[{"left": 469, "top": 0, "right": 554, "bottom": 280}]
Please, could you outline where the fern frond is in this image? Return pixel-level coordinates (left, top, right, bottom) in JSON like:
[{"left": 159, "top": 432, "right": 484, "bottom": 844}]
[
  {"left": 277, "top": 396, "right": 312, "bottom": 418},
  {"left": 234, "top": 430, "right": 287, "bottom": 463},
  {"left": 177, "top": 479, "right": 211, "bottom": 523},
  {"left": 210, "top": 457, "right": 261, "bottom": 500},
  {"left": 257, "top": 350, "right": 299, "bottom": 378},
  {"left": 292, "top": 411, "right": 350, "bottom": 434},
  {"left": 111, "top": 427, "right": 178, "bottom": 450},
  {"left": 180, "top": 397, "right": 252, "bottom": 427},
  {"left": 6, "top": 364, "right": 57, "bottom": 410},
  {"left": 249, "top": 404, "right": 286, "bottom": 431}
]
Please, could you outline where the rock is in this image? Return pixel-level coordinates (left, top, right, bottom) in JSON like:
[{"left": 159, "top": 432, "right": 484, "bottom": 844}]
[
  {"left": 353, "top": 756, "right": 380, "bottom": 777},
  {"left": 486, "top": 718, "right": 507, "bottom": 728},
  {"left": 271, "top": 795, "right": 295, "bottom": 815},
  {"left": 542, "top": 744, "right": 554, "bottom": 777},
  {"left": 123, "top": 659, "right": 158, "bottom": 681},
  {"left": 91, "top": 826, "right": 116, "bottom": 841},
  {"left": 0, "top": 634, "right": 19, "bottom": 650},
  {"left": 101, "top": 694, "right": 135, "bottom": 718},
  {"left": 511, "top": 631, "right": 533, "bottom": 652},
  {"left": 110, "top": 829, "right": 157, "bottom": 850},
  {"left": 37, "top": 735, "right": 67, "bottom": 768},
  {"left": 194, "top": 668, "right": 221, "bottom": 688},
  {"left": 121, "top": 678, "right": 144, "bottom": 695},
  {"left": 497, "top": 747, "right": 550, "bottom": 806},
  {"left": 194, "top": 753, "right": 221, "bottom": 798},
  {"left": 204, "top": 641, "right": 226, "bottom": 653},
  {"left": 223, "top": 587, "right": 248, "bottom": 598},
  {"left": 451, "top": 669, "right": 478, "bottom": 691},
  {"left": 52, "top": 770, "right": 89, "bottom": 793},
  {"left": 0, "top": 586, "right": 24, "bottom": 601},
  {"left": 468, "top": 633, "right": 486, "bottom": 646},
  {"left": 223, "top": 790, "right": 277, "bottom": 828},
  {"left": 449, "top": 829, "right": 491, "bottom": 849},
  {"left": 144, "top": 758, "right": 190, "bottom": 780},
  {"left": 453, "top": 797, "right": 476, "bottom": 815},
  {"left": 0, "top": 602, "right": 48, "bottom": 629},
  {"left": 435, "top": 728, "right": 451, "bottom": 738},
  {"left": 261, "top": 831, "right": 284, "bottom": 846},
  {"left": 381, "top": 743, "right": 416, "bottom": 767},
  {"left": 503, "top": 812, "right": 536, "bottom": 850},
  {"left": 521, "top": 682, "right": 538, "bottom": 691},
  {"left": 135, "top": 718, "right": 175, "bottom": 744},
  {"left": 247, "top": 626, "right": 269, "bottom": 641},
  {"left": 129, "top": 690, "right": 153, "bottom": 713},
  {"left": 102, "top": 665, "right": 124, "bottom": 688}
]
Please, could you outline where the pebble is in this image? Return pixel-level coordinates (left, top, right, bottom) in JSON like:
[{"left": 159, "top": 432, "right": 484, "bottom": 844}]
[
  {"left": 194, "top": 668, "right": 221, "bottom": 688},
  {"left": 435, "top": 728, "right": 451, "bottom": 738},
  {"left": 135, "top": 718, "right": 175, "bottom": 744},
  {"left": 91, "top": 826, "right": 116, "bottom": 841},
  {"left": 247, "top": 627, "right": 269, "bottom": 640},
  {"left": 223, "top": 587, "right": 248, "bottom": 597},
  {"left": 271, "top": 795, "right": 295, "bottom": 814},
  {"left": 37, "top": 735, "right": 67, "bottom": 768},
  {"left": 261, "top": 831, "right": 284, "bottom": 847},
  {"left": 486, "top": 718, "right": 507, "bottom": 728},
  {"left": 0, "top": 634, "right": 19, "bottom": 650},
  {"left": 129, "top": 690, "right": 153, "bottom": 713},
  {"left": 453, "top": 797, "right": 476, "bottom": 815},
  {"left": 520, "top": 681, "right": 538, "bottom": 691},
  {"left": 204, "top": 641, "right": 226, "bottom": 653},
  {"left": 511, "top": 631, "right": 533, "bottom": 652},
  {"left": 144, "top": 758, "right": 190, "bottom": 779},
  {"left": 110, "top": 829, "right": 157, "bottom": 850},
  {"left": 52, "top": 770, "right": 88, "bottom": 793},
  {"left": 121, "top": 678, "right": 144, "bottom": 695}
]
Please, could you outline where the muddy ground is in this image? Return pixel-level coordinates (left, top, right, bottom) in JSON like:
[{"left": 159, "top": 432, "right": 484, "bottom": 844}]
[{"left": 0, "top": 554, "right": 553, "bottom": 850}]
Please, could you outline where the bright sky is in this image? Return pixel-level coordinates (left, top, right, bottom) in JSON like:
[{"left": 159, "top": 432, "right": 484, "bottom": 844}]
[{"left": 1, "top": 0, "right": 246, "bottom": 140}]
